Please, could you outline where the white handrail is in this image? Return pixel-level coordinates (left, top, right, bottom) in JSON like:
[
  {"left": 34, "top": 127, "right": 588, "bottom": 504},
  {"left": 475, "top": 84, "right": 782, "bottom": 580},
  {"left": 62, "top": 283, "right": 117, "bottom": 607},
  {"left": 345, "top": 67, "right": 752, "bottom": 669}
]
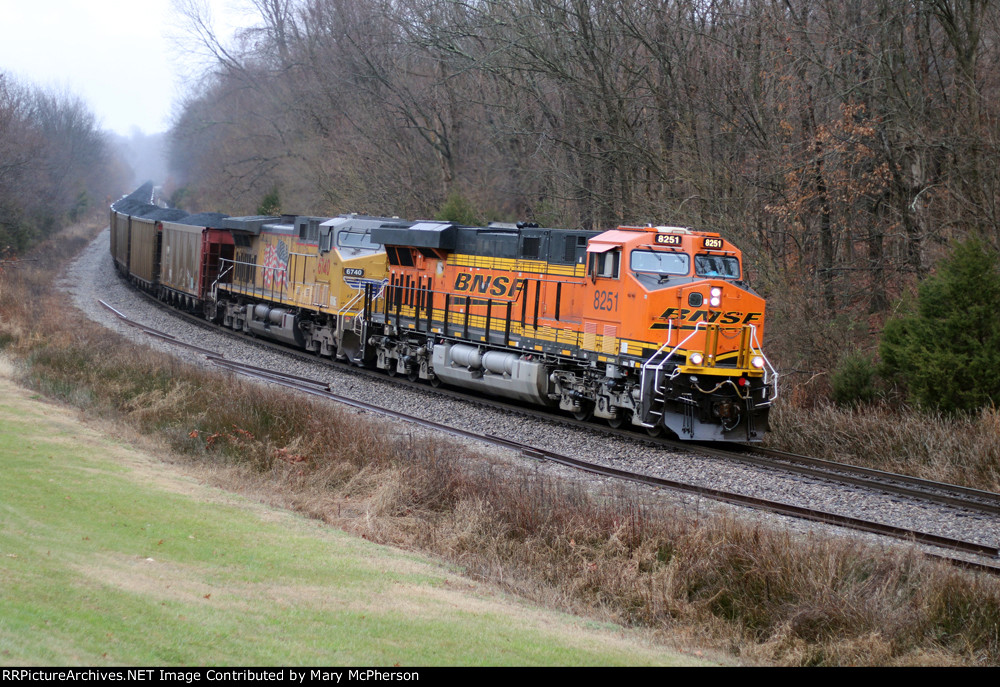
[
  {"left": 340, "top": 280, "right": 390, "bottom": 336},
  {"left": 747, "top": 324, "right": 780, "bottom": 402},
  {"left": 210, "top": 263, "right": 234, "bottom": 299},
  {"left": 640, "top": 322, "right": 708, "bottom": 398},
  {"left": 641, "top": 321, "right": 779, "bottom": 402}
]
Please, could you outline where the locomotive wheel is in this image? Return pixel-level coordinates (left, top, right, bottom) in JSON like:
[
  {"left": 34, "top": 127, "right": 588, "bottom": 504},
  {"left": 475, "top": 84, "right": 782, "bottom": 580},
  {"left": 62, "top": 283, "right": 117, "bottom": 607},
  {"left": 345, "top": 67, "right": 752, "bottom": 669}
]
[
  {"left": 572, "top": 404, "right": 594, "bottom": 422},
  {"left": 608, "top": 411, "right": 630, "bottom": 429},
  {"left": 386, "top": 365, "right": 397, "bottom": 377},
  {"left": 429, "top": 376, "right": 442, "bottom": 388},
  {"left": 645, "top": 424, "right": 664, "bottom": 438},
  {"left": 407, "top": 369, "right": 419, "bottom": 383}
]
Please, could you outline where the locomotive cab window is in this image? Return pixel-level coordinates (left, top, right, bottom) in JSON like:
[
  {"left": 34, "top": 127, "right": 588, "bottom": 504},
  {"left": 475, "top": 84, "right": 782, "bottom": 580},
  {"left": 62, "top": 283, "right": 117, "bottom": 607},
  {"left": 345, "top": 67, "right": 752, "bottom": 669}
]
[
  {"left": 695, "top": 254, "right": 741, "bottom": 280},
  {"left": 630, "top": 249, "right": 690, "bottom": 277},
  {"left": 319, "top": 225, "right": 333, "bottom": 253},
  {"left": 337, "top": 229, "right": 381, "bottom": 252},
  {"left": 589, "top": 248, "right": 620, "bottom": 279}
]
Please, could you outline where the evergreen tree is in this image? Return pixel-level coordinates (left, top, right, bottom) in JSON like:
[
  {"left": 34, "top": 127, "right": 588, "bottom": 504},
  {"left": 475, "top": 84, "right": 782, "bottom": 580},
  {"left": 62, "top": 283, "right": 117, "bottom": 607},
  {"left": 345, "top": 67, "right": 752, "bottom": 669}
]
[
  {"left": 830, "top": 351, "right": 879, "bottom": 407},
  {"left": 879, "top": 238, "right": 1000, "bottom": 413},
  {"left": 257, "top": 188, "right": 281, "bottom": 216},
  {"left": 435, "top": 192, "right": 480, "bottom": 226}
]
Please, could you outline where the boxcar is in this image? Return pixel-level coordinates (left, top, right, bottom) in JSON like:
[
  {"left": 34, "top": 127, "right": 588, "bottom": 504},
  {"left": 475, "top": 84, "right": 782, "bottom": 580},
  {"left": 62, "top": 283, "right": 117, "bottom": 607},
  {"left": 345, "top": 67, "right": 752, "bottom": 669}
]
[{"left": 109, "top": 183, "right": 156, "bottom": 276}]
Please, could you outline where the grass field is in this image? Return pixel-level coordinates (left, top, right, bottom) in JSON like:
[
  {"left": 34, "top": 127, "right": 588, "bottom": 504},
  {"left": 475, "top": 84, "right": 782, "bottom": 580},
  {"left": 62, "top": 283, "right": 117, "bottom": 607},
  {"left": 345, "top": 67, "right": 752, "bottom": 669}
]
[{"left": 0, "top": 367, "right": 712, "bottom": 666}]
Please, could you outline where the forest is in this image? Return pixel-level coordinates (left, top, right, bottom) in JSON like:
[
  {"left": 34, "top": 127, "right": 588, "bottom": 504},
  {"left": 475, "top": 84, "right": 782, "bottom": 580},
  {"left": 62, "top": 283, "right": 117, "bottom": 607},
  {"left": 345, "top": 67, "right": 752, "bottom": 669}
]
[
  {"left": 166, "top": 0, "right": 1000, "bottom": 405},
  {"left": 0, "top": 75, "right": 128, "bottom": 255}
]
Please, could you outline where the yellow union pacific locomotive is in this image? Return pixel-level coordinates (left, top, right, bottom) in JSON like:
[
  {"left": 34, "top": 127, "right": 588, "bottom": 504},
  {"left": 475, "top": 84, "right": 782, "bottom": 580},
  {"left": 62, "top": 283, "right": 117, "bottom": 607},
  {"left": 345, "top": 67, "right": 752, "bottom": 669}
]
[
  {"left": 359, "top": 221, "right": 778, "bottom": 441},
  {"left": 214, "top": 214, "right": 413, "bottom": 360}
]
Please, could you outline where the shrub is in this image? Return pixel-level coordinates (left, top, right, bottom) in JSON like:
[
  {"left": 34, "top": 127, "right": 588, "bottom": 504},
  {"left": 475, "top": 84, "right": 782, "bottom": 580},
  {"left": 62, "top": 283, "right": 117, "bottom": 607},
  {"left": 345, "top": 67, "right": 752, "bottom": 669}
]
[
  {"left": 257, "top": 188, "right": 281, "bottom": 215},
  {"left": 435, "top": 192, "right": 481, "bottom": 226},
  {"left": 879, "top": 237, "right": 1000, "bottom": 413},
  {"left": 830, "top": 351, "right": 879, "bottom": 407}
]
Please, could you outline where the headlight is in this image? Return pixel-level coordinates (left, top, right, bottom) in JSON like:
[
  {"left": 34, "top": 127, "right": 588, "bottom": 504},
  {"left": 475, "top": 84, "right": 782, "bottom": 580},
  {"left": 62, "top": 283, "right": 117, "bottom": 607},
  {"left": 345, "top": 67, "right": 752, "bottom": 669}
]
[
  {"left": 689, "top": 352, "right": 704, "bottom": 366},
  {"left": 710, "top": 287, "right": 722, "bottom": 307},
  {"left": 751, "top": 356, "right": 765, "bottom": 369}
]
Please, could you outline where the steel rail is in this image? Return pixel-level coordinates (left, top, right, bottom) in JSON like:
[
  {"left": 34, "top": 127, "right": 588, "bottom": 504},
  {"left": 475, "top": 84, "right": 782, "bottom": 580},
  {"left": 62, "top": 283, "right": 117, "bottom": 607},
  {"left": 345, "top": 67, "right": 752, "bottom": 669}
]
[
  {"left": 98, "top": 299, "right": 222, "bottom": 357},
  {"left": 742, "top": 445, "right": 1000, "bottom": 512}
]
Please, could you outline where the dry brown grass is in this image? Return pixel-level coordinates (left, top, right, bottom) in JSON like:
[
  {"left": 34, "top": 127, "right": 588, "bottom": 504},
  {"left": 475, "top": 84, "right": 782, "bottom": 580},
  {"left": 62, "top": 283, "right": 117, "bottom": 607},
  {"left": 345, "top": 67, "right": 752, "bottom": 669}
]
[
  {"left": 766, "top": 401, "right": 1000, "bottom": 492},
  {"left": 3, "top": 222, "right": 1000, "bottom": 666}
]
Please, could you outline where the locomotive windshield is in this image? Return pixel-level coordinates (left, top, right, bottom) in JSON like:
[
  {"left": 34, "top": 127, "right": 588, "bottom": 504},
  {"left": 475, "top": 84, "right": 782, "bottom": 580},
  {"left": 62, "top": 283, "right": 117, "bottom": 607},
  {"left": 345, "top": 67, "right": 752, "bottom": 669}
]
[
  {"left": 695, "top": 254, "right": 741, "bottom": 280},
  {"left": 338, "top": 229, "right": 380, "bottom": 250},
  {"left": 630, "top": 249, "right": 689, "bottom": 276}
]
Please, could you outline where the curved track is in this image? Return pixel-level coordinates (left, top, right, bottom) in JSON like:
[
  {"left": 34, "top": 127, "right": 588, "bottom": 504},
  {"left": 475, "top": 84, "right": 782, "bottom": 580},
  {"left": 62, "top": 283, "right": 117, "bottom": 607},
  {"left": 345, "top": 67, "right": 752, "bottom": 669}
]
[{"left": 103, "top": 291, "right": 1000, "bottom": 521}]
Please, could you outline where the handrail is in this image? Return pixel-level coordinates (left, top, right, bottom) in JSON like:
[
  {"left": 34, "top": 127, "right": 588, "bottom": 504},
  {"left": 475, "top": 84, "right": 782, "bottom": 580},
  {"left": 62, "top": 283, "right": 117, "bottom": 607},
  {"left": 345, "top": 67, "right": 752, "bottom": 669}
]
[
  {"left": 747, "top": 324, "right": 780, "bottom": 402},
  {"left": 210, "top": 263, "right": 234, "bottom": 299},
  {"left": 640, "top": 322, "right": 708, "bottom": 399},
  {"left": 641, "top": 321, "right": 779, "bottom": 402},
  {"left": 340, "top": 279, "right": 390, "bottom": 336}
]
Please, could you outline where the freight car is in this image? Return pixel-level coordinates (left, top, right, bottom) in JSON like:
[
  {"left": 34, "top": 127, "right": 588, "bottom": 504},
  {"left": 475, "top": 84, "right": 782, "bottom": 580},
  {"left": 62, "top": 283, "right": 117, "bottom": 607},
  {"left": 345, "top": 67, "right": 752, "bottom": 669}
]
[
  {"left": 158, "top": 212, "right": 233, "bottom": 313},
  {"left": 110, "top": 187, "right": 776, "bottom": 442},
  {"left": 109, "top": 184, "right": 230, "bottom": 315}
]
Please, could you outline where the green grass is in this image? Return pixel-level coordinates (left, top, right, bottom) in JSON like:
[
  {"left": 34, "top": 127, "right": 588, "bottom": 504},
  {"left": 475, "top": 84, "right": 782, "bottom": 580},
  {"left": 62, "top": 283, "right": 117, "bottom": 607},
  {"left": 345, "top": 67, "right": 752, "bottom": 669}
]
[{"left": 0, "top": 380, "right": 707, "bottom": 666}]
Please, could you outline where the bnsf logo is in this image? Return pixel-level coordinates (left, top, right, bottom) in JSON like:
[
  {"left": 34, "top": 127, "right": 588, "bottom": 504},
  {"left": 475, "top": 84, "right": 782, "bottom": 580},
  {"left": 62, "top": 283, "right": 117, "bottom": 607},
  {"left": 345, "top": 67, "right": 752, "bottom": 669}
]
[
  {"left": 658, "top": 307, "right": 763, "bottom": 325},
  {"left": 454, "top": 273, "right": 524, "bottom": 298}
]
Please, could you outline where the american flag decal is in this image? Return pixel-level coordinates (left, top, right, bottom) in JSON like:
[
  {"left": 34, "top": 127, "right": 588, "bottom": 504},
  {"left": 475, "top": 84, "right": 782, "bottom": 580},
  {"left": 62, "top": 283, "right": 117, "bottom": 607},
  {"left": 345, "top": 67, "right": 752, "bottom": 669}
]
[{"left": 263, "top": 240, "right": 289, "bottom": 289}]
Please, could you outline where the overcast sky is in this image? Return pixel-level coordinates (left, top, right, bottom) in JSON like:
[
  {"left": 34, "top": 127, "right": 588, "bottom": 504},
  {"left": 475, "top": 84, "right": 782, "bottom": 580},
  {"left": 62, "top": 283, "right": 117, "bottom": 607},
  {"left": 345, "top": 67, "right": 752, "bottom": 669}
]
[{"left": 0, "top": 0, "right": 246, "bottom": 136}]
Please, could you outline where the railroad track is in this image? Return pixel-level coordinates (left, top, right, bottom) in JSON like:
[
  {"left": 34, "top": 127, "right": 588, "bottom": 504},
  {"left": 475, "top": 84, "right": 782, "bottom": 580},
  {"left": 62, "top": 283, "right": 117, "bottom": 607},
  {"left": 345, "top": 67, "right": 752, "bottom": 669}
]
[
  {"left": 734, "top": 445, "right": 1000, "bottom": 517},
  {"left": 97, "top": 298, "right": 1000, "bottom": 575},
  {"left": 102, "top": 292, "right": 1000, "bottom": 521}
]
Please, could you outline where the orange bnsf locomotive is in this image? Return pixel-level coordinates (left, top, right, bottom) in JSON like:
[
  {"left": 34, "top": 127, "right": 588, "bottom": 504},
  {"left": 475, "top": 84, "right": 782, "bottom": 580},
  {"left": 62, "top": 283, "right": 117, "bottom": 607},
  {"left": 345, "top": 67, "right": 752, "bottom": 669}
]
[{"left": 358, "top": 222, "right": 777, "bottom": 441}]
